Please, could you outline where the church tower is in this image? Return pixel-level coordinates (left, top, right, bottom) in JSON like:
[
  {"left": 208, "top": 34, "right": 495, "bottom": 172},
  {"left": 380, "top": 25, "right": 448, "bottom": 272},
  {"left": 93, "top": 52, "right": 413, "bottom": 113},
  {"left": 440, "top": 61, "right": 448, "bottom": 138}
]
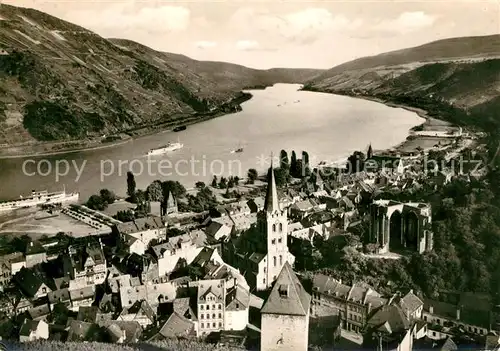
[
  {"left": 261, "top": 159, "right": 295, "bottom": 289},
  {"left": 367, "top": 143, "right": 374, "bottom": 159},
  {"left": 165, "top": 191, "right": 178, "bottom": 216}
]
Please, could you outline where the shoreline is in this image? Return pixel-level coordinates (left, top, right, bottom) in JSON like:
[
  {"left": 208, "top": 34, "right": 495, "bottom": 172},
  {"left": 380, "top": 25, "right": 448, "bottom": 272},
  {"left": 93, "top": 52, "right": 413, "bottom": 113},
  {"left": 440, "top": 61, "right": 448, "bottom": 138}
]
[
  {"left": 301, "top": 87, "right": 458, "bottom": 156},
  {"left": 0, "top": 92, "right": 254, "bottom": 160}
]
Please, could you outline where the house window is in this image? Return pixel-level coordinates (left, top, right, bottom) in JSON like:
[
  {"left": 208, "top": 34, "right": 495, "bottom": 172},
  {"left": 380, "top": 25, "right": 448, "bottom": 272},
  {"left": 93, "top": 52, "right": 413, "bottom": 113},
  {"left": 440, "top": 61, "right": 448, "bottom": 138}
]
[
  {"left": 200, "top": 305, "right": 204, "bottom": 310},
  {"left": 212, "top": 323, "right": 216, "bottom": 328},
  {"left": 279, "top": 223, "right": 283, "bottom": 232},
  {"left": 219, "top": 322, "right": 222, "bottom": 327},
  {"left": 432, "top": 332, "right": 436, "bottom": 337},
  {"left": 218, "top": 313, "right": 222, "bottom": 318},
  {"left": 264, "top": 267, "right": 266, "bottom": 273},
  {"left": 206, "top": 305, "right": 210, "bottom": 310},
  {"left": 273, "top": 256, "right": 276, "bottom": 266},
  {"left": 236, "top": 303, "right": 239, "bottom": 309},
  {"left": 42, "top": 287, "right": 47, "bottom": 294},
  {"left": 263, "top": 278, "right": 266, "bottom": 285},
  {"left": 272, "top": 224, "right": 276, "bottom": 232},
  {"left": 212, "top": 314, "right": 216, "bottom": 319},
  {"left": 201, "top": 323, "right": 204, "bottom": 328},
  {"left": 279, "top": 255, "right": 283, "bottom": 266},
  {"left": 212, "top": 304, "right": 215, "bottom": 309},
  {"left": 278, "top": 238, "right": 282, "bottom": 244},
  {"left": 218, "top": 304, "right": 221, "bottom": 309},
  {"left": 206, "top": 314, "right": 210, "bottom": 319},
  {"left": 272, "top": 239, "right": 276, "bottom": 245},
  {"left": 201, "top": 314, "right": 204, "bottom": 319},
  {"left": 129, "top": 300, "right": 132, "bottom": 305}
]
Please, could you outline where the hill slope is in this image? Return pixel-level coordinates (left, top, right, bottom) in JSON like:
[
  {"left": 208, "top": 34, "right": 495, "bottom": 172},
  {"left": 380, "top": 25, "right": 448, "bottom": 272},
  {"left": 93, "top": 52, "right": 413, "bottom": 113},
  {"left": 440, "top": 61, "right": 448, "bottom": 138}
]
[
  {"left": 0, "top": 4, "right": 323, "bottom": 145},
  {"left": 305, "top": 35, "right": 500, "bottom": 128}
]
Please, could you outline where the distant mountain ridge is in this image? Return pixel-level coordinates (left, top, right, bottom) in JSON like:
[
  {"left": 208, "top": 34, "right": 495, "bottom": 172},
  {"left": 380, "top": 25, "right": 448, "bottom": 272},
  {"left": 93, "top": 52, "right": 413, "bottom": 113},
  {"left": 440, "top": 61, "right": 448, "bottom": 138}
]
[
  {"left": 0, "top": 4, "right": 323, "bottom": 145},
  {"left": 305, "top": 34, "right": 500, "bottom": 129}
]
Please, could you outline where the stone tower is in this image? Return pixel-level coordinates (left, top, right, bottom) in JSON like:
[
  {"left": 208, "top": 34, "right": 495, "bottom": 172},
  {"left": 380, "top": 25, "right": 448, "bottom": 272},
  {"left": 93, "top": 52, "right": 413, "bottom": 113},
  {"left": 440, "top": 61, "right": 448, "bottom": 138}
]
[
  {"left": 260, "top": 262, "right": 311, "bottom": 351},
  {"left": 260, "top": 160, "right": 294, "bottom": 288},
  {"left": 165, "top": 191, "right": 178, "bottom": 216}
]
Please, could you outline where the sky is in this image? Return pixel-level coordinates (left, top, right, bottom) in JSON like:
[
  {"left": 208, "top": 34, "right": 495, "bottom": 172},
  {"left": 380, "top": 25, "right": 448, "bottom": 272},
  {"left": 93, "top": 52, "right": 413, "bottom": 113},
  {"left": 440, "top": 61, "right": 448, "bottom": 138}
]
[{"left": 5, "top": 0, "right": 500, "bottom": 69}]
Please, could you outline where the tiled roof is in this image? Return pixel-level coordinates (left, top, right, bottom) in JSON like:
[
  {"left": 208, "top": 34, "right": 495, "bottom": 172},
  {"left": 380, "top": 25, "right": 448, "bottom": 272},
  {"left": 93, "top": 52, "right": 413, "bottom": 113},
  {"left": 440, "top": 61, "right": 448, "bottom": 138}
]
[
  {"left": 226, "top": 285, "right": 250, "bottom": 310},
  {"left": 48, "top": 288, "right": 70, "bottom": 304},
  {"left": 261, "top": 262, "right": 310, "bottom": 316}
]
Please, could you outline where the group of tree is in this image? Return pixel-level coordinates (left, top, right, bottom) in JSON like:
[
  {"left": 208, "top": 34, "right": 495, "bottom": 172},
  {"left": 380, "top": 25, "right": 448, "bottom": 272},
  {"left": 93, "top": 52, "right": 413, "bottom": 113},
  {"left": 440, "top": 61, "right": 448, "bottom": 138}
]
[
  {"left": 211, "top": 175, "right": 240, "bottom": 189},
  {"left": 85, "top": 188, "right": 116, "bottom": 211},
  {"left": 182, "top": 184, "right": 217, "bottom": 213}
]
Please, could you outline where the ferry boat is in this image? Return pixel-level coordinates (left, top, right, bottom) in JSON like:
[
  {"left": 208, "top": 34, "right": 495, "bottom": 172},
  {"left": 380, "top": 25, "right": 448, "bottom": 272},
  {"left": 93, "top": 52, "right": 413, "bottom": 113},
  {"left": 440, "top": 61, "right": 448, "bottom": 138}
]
[
  {"left": 231, "top": 147, "right": 244, "bottom": 153},
  {"left": 147, "top": 139, "right": 183, "bottom": 156},
  {"left": 0, "top": 188, "right": 80, "bottom": 212}
]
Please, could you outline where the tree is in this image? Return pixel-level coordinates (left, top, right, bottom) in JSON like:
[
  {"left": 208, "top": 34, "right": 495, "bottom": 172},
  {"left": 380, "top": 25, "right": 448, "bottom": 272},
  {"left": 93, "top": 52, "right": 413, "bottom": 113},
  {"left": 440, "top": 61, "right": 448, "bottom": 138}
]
[
  {"left": 291, "top": 151, "right": 298, "bottom": 176},
  {"left": 211, "top": 175, "right": 218, "bottom": 187},
  {"left": 346, "top": 151, "right": 365, "bottom": 174},
  {"left": 227, "top": 177, "right": 234, "bottom": 188},
  {"left": 274, "top": 167, "right": 288, "bottom": 187},
  {"left": 86, "top": 195, "right": 106, "bottom": 211},
  {"left": 126, "top": 171, "right": 136, "bottom": 200},
  {"left": 219, "top": 176, "right": 227, "bottom": 189},
  {"left": 195, "top": 181, "right": 206, "bottom": 189},
  {"left": 135, "top": 189, "right": 147, "bottom": 206},
  {"left": 162, "top": 180, "right": 186, "bottom": 199},
  {"left": 233, "top": 176, "right": 240, "bottom": 186},
  {"left": 247, "top": 168, "right": 258, "bottom": 184},
  {"left": 99, "top": 188, "right": 116, "bottom": 205},
  {"left": 114, "top": 209, "right": 135, "bottom": 222},
  {"left": 280, "top": 150, "right": 289, "bottom": 170},
  {"left": 146, "top": 180, "right": 163, "bottom": 202}
]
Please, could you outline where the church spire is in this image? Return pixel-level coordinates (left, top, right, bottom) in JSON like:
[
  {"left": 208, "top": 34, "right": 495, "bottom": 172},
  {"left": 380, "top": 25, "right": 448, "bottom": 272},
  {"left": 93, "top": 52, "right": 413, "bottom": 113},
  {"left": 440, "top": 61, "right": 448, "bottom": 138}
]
[
  {"left": 264, "top": 154, "right": 280, "bottom": 213},
  {"left": 367, "top": 143, "right": 373, "bottom": 159}
]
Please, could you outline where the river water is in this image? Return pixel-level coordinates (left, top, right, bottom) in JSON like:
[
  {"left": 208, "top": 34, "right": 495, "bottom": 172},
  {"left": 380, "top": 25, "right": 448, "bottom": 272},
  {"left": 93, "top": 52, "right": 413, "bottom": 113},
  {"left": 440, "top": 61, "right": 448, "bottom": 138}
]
[{"left": 0, "top": 84, "right": 424, "bottom": 202}]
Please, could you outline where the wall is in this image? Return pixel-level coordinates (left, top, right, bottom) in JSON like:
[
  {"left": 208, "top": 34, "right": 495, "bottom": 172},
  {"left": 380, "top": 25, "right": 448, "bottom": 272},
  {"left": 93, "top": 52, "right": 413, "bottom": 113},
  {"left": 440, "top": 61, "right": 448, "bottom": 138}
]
[
  {"left": 224, "top": 308, "right": 248, "bottom": 331},
  {"left": 396, "top": 328, "right": 413, "bottom": 351},
  {"left": 261, "top": 313, "right": 309, "bottom": 351}
]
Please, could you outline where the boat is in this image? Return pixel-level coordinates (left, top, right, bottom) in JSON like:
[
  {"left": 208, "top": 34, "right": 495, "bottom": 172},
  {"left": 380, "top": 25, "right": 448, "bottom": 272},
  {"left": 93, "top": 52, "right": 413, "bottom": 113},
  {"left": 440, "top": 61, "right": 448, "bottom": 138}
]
[
  {"left": 230, "top": 142, "right": 244, "bottom": 154},
  {"left": 0, "top": 188, "right": 80, "bottom": 212},
  {"left": 173, "top": 125, "right": 187, "bottom": 132},
  {"left": 147, "top": 139, "right": 183, "bottom": 156}
]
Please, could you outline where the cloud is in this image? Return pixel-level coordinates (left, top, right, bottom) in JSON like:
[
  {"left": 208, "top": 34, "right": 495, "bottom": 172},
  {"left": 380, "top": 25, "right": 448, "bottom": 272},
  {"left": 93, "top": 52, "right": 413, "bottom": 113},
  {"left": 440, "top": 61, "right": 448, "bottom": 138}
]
[
  {"left": 65, "top": 4, "right": 191, "bottom": 34},
  {"left": 195, "top": 41, "right": 217, "bottom": 49},
  {"left": 230, "top": 7, "right": 361, "bottom": 46},
  {"left": 235, "top": 40, "right": 260, "bottom": 51},
  {"left": 373, "top": 11, "right": 437, "bottom": 34}
]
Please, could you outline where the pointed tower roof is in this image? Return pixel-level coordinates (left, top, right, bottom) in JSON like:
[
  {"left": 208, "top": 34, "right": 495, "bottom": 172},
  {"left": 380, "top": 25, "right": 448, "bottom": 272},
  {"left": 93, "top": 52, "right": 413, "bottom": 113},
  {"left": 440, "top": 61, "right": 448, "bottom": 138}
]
[
  {"left": 264, "top": 156, "right": 280, "bottom": 213},
  {"left": 261, "top": 262, "right": 311, "bottom": 316},
  {"left": 166, "top": 191, "right": 176, "bottom": 206},
  {"left": 367, "top": 143, "right": 373, "bottom": 159},
  {"left": 315, "top": 168, "right": 323, "bottom": 185}
]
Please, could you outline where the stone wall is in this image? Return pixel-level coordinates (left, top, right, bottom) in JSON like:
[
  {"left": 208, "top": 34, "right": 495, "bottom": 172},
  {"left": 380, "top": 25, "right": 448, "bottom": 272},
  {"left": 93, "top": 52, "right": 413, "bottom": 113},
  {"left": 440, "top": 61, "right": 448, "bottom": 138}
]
[{"left": 261, "top": 313, "right": 309, "bottom": 351}]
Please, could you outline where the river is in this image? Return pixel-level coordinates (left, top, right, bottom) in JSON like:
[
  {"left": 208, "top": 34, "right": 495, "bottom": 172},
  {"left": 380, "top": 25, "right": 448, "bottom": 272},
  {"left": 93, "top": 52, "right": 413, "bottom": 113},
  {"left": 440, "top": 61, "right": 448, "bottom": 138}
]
[{"left": 0, "top": 84, "right": 424, "bottom": 202}]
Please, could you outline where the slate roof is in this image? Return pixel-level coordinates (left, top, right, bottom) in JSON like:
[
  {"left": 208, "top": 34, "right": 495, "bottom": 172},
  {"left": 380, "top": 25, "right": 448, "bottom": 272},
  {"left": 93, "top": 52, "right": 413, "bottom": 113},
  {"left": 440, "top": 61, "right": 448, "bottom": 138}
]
[
  {"left": 116, "top": 216, "right": 164, "bottom": 234},
  {"left": 121, "top": 300, "right": 155, "bottom": 322},
  {"left": 413, "top": 336, "right": 458, "bottom": 351},
  {"left": 261, "top": 262, "right": 310, "bottom": 316},
  {"left": 67, "top": 320, "right": 93, "bottom": 341},
  {"left": 48, "top": 288, "right": 70, "bottom": 305},
  {"left": 226, "top": 285, "right": 250, "bottom": 311},
  {"left": 400, "top": 290, "right": 424, "bottom": 315},
  {"left": 157, "top": 312, "right": 194, "bottom": 338},
  {"left": 25, "top": 241, "right": 46, "bottom": 255},
  {"left": 367, "top": 303, "right": 410, "bottom": 333},
  {"left": 13, "top": 267, "right": 50, "bottom": 298},
  {"left": 19, "top": 319, "right": 40, "bottom": 336}
]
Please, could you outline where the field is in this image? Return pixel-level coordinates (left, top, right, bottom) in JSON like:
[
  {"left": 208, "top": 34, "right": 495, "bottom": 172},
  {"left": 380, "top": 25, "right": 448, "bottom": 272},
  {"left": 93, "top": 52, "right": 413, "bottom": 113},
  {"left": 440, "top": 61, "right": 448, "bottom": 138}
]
[{"left": 0, "top": 210, "right": 97, "bottom": 239}]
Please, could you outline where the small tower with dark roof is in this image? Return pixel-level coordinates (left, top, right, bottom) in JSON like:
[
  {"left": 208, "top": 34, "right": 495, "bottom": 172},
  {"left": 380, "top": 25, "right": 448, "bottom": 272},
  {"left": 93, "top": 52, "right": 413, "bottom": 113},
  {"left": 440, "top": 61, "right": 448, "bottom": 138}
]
[{"left": 260, "top": 262, "right": 311, "bottom": 351}]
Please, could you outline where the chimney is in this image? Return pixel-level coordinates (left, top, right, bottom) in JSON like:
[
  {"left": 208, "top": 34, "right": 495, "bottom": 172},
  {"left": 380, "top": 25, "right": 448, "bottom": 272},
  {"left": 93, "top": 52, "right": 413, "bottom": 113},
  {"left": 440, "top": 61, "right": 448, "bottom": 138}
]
[
  {"left": 456, "top": 308, "right": 461, "bottom": 321},
  {"left": 429, "top": 305, "right": 434, "bottom": 314}
]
